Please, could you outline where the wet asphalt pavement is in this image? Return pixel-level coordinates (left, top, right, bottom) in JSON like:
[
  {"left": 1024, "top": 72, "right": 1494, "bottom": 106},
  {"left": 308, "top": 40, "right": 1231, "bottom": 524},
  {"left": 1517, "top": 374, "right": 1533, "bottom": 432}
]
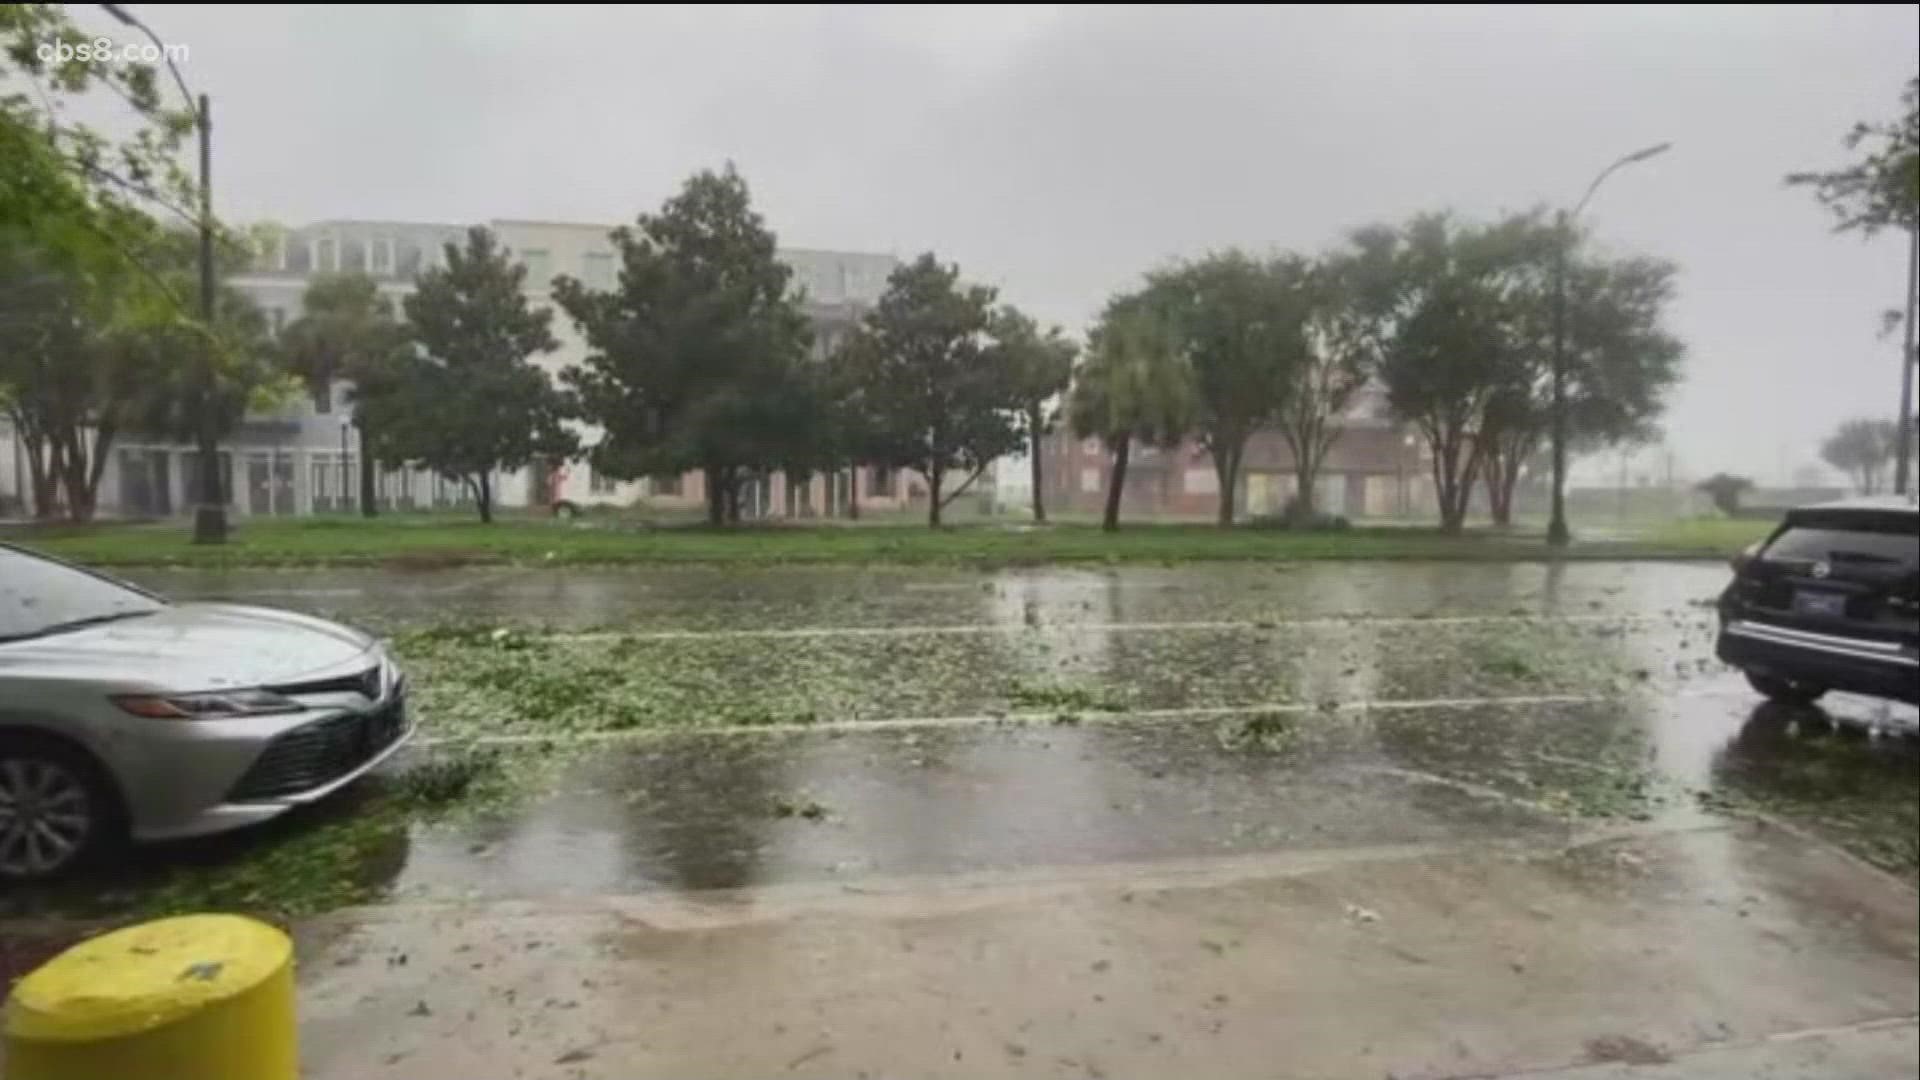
[
  {"left": 104, "top": 562, "right": 1916, "bottom": 902},
  {"left": 8, "top": 561, "right": 1918, "bottom": 1079}
]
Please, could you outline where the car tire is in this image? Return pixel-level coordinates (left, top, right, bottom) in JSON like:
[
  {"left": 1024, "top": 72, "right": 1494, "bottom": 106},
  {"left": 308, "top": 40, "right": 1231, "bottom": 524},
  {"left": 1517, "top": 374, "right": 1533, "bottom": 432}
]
[
  {"left": 1744, "top": 671, "right": 1827, "bottom": 707},
  {"left": 0, "top": 736, "right": 122, "bottom": 884}
]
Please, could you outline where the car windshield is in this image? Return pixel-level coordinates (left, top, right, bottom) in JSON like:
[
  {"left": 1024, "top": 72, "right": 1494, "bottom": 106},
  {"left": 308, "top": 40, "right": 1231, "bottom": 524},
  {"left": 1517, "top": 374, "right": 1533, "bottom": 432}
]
[{"left": 0, "top": 546, "right": 164, "bottom": 643}]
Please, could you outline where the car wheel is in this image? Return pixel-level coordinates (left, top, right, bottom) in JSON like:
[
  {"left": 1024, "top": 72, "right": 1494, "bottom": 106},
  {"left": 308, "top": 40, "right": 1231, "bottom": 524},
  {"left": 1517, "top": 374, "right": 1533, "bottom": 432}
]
[
  {"left": 1744, "top": 671, "right": 1826, "bottom": 707},
  {"left": 0, "top": 741, "right": 116, "bottom": 883}
]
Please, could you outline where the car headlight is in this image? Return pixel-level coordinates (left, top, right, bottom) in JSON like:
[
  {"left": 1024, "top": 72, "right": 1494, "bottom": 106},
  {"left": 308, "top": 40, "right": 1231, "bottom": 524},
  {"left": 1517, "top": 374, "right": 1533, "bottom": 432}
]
[{"left": 112, "top": 688, "right": 303, "bottom": 719}]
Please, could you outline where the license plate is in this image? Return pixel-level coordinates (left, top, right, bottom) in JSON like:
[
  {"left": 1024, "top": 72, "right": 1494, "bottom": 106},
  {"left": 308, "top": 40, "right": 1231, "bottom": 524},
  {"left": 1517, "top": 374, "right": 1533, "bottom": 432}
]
[{"left": 1791, "top": 589, "right": 1847, "bottom": 617}]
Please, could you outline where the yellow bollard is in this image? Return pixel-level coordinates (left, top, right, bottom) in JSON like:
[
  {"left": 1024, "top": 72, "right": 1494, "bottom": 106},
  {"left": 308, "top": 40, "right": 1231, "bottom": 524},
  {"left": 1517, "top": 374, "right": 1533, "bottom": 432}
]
[{"left": 4, "top": 914, "right": 296, "bottom": 1080}]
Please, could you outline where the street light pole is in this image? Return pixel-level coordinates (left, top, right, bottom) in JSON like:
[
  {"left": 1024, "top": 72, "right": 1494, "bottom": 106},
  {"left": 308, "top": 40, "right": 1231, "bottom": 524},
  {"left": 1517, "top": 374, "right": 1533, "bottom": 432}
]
[
  {"left": 192, "top": 92, "right": 223, "bottom": 542},
  {"left": 1896, "top": 222, "right": 1917, "bottom": 497},
  {"left": 102, "top": 5, "right": 225, "bottom": 543},
  {"left": 1546, "top": 141, "right": 1671, "bottom": 548}
]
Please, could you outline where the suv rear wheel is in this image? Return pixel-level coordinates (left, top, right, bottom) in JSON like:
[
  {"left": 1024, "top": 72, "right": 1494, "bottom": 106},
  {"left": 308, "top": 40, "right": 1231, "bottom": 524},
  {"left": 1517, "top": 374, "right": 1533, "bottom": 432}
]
[{"left": 1744, "top": 670, "right": 1827, "bottom": 707}]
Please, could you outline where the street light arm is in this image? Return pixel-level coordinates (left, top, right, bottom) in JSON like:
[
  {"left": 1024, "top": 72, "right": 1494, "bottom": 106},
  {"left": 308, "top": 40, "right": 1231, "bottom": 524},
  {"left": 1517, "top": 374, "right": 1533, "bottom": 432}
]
[
  {"left": 99, "top": 3, "right": 196, "bottom": 118},
  {"left": 1571, "top": 142, "right": 1672, "bottom": 219}
]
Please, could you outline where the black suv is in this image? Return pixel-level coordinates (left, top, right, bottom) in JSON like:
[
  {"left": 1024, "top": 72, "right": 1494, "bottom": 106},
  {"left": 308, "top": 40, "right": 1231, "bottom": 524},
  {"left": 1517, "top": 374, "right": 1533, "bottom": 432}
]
[{"left": 1716, "top": 497, "right": 1919, "bottom": 706}]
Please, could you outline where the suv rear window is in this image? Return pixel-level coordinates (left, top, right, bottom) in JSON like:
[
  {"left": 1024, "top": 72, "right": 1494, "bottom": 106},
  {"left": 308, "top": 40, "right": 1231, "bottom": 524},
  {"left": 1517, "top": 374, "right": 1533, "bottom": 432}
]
[{"left": 1763, "top": 512, "right": 1919, "bottom": 570}]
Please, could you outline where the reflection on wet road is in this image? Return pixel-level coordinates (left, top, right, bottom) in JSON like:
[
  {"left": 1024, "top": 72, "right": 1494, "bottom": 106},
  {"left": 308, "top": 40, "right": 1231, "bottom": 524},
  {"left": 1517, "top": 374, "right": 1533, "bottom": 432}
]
[
  {"left": 80, "top": 561, "right": 1911, "bottom": 908},
  {"left": 127, "top": 559, "right": 1726, "bottom": 632}
]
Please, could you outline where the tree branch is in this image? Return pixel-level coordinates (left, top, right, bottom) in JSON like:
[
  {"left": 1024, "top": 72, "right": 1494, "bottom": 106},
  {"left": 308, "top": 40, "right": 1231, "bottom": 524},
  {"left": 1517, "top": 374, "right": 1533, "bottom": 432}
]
[{"left": 937, "top": 462, "right": 990, "bottom": 509}]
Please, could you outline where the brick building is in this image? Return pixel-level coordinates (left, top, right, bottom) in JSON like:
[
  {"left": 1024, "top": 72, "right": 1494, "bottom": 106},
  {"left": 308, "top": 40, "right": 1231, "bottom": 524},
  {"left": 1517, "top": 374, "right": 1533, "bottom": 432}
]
[{"left": 1045, "top": 389, "right": 1433, "bottom": 520}]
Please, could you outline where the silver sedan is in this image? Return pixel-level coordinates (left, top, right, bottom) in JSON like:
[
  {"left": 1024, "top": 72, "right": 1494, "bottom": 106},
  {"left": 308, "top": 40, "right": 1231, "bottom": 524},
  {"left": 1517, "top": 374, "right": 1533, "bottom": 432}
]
[{"left": 0, "top": 543, "right": 412, "bottom": 882}]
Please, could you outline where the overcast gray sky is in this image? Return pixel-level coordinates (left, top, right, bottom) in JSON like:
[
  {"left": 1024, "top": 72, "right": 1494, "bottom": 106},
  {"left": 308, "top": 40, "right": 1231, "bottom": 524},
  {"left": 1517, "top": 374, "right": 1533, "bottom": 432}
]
[{"left": 77, "top": 4, "right": 1920, "bottom": 484}]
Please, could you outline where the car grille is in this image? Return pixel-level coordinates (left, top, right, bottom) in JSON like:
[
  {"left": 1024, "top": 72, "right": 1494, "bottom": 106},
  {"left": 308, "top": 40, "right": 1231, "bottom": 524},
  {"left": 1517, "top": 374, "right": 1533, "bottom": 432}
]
[
  {"left": 227, "top": 690, "right": 408, "bottom": 802},
  {"left": 266, "top": 665, "right": 382, "bottom": 701}
]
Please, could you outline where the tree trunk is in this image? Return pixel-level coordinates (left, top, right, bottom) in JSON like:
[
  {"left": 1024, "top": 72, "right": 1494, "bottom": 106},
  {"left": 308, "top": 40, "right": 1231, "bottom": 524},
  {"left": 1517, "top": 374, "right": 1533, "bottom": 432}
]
[
  {"left": 1102, "top": 434, "right": 1130, "bottom": 532},
  {"left": 726, "top": 477, "right": 743, "bottom": 524},
  {"left": 1433, "top": 440, "right": 1464, "bottom": 534},
  {"left": 23, "top": 432, "right": 57, "bottom": 520},
  {"left": 43, "top": 439, "right": 67, "bottom": 520},
  {"left": 54, "top": 426, "right": 105, "bottom": 524},
  {"left": 474, "top": 473, "right": 493, "bottom": 524},
  {"left": 1292, "top": 459, "right": 1315, "bottom": 521},
  {"left": 847, "top": 467, "right": 860, "bottom": 521},
  {"left": 358, "top": 424, "right": 378, "bottom": 518},
  {"left": 80, "top": 421, "right": 116, "bottom": 524},
  {"left": 191, "top": 425, "right": 226, "bottom": 544},
  {"left": 1485, "top": 465, "right": 1511, "bottom": 527},
  {"left": 1029, "top": 410, "right": 1047, "bottom": 524},
  {"left": 1482, "top": 448, "right": 1512, "bottom": 527},
  {"left": 1212, "top": 443, "right": 1241, "bottom": 527},
  {"left": 927, "top": 462, "right": 944, "bottom": 528},
  {"left": 705, "top": 466, "right": 727, "bottom": 526}
]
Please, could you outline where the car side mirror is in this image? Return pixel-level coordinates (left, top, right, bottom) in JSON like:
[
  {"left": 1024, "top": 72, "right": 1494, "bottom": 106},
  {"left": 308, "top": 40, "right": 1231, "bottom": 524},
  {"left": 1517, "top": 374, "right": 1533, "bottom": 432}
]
[{"left": 1730, "top": 541, "right": 1761, "bottom": 574}]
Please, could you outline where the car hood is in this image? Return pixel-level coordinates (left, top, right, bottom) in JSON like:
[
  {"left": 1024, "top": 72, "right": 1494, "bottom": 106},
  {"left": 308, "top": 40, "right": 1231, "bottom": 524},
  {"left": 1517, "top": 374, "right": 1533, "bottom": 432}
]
[{"left": 0, "top": 603, "right": 376, "bottom": 692}]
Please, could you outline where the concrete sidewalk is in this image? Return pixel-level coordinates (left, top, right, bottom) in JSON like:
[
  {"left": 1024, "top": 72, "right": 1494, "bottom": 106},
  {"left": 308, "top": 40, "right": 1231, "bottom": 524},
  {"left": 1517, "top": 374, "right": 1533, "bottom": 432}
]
[{"left": 294, "top": 821, "right": 1918, "bottom": 1080}]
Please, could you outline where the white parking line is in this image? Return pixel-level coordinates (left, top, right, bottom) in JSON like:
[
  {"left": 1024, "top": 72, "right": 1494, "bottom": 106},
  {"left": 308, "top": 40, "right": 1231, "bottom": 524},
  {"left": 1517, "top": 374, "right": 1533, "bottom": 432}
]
[
  {"left": 528, "top": 612, "right": 1708, "bottom": 644},
  {"left": 410, "top": 687, "right": 1746, "bottom": 749}
]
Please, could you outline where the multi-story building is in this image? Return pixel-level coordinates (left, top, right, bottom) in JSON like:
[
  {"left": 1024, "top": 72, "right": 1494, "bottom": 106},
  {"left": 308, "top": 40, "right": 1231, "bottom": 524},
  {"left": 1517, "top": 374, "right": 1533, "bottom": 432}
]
[
  {"left": 1046, "top": 387, "right": 1434, "bottom": 520},
  {"left": 75, "top": 218, "right": 905, "bottom": 520}
]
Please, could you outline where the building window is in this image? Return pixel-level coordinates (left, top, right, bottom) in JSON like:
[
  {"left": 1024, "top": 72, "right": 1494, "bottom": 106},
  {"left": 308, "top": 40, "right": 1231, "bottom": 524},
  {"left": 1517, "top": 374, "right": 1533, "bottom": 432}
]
[
  {"left": 868, "top": 467, "right": 895, "bottom": 498},
  {"left": 397, "top": 244, "right": 424, "bottom": 278},
  {"left": 520, "top": 249, "right": 551, "bottom": 289},
  {"left": 589, "top": 468, "right": 619, "bottom": 496},
  {"left": 285, "top": 241, "right": 312, "bottom": 274},
  {"left": 582, "top": 252, "right": 614, "bottom": 290},
  {"left": 371, "top": 237, "right": 394, "bottom": 274},
  {"left": 650, "top": 473, "right": 682, "bottom": 497},
  {"left": 315, "top": 236, "right": 336, "bottom": 272},
  {"left": 1080, "top": 467, "right": 1101, "bottom": 494},
  {"left": 341, "top": 237, "right": 368, "bottom": 273}
]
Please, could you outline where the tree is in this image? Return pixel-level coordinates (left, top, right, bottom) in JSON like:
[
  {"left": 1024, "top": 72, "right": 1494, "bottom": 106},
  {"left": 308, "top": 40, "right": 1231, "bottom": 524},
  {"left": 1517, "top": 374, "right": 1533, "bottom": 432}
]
[
  {"left": 1787, "top": 78, "right": 1920, "bottom": 237},
  {"left": 1697, "top": 473, "right": 1754, "bottom": 517},
  {"left": 1365, "top": 215, "right": 1522, "bottom": 533},
  {"left": 281, "top": 273, "right": 408, "bottom": 516},
  {"left": 2, "top": 5, "right": 197, "bottom": 282},
  {"left": 1148, "top": 252, "right": 1310, "bottom": 525},
  {"left": 1069, "top": 293, "right": 1196, "bottom": 531},
  {"left": 838, "top": 254, "right": 1023, "bottom": 527},
  {"left": 991, "top": 305, "right": 1076, "bottom": 523},
  {"left": 1280, "top": 254, "right": 1381, "bottom": 520},
  {"left": 0, "top": 224, "right": 282, "bottom": 522},
  {"left": 372, "top": 226, "right": 575, "bottom": 523},
  {"left": 1788, "top": 77, "right": 1919, "bottom": 496},
  {"left": 1820, "top": 417, "right": 1898, "bottom": 493},
  {"left": 552, "top": 166, "right": 813, "bottom": 526},
  {"left": 0, "top": 233, "right": 91, "bottom": 518},
  {"left": 1479, "top": 227, "right": 1685, "bottom": 527}
]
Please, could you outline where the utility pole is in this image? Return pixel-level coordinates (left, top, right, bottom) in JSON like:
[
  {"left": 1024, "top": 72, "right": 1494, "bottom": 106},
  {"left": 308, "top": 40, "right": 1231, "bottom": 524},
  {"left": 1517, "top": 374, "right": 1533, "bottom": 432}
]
[{"left": 1547, "top": 142, "right": 1671, "bottom": 547}]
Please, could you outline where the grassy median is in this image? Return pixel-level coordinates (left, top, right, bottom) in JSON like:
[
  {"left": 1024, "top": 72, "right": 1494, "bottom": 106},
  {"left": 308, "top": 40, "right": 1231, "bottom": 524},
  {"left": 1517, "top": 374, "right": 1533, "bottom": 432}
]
[{"left": 5, "top": 514, "right": 1772, "bottom": 569}]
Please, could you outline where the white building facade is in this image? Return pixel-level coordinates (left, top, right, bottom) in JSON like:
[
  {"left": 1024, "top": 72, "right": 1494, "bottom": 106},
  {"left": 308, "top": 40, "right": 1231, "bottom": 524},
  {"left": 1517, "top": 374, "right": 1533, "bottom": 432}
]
[{"left": 59, "top": 218, "right": 902, "bottom": 520}]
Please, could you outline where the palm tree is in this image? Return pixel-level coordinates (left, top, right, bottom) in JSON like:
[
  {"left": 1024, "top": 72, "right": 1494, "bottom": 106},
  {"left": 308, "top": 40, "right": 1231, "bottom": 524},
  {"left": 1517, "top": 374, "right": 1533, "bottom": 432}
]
[
  {"left": 281, "top": 273, "right": 407, "bottom": 516},
  {"left": 1069, "top": 294, "right": 1196, "bottom": 531}
]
